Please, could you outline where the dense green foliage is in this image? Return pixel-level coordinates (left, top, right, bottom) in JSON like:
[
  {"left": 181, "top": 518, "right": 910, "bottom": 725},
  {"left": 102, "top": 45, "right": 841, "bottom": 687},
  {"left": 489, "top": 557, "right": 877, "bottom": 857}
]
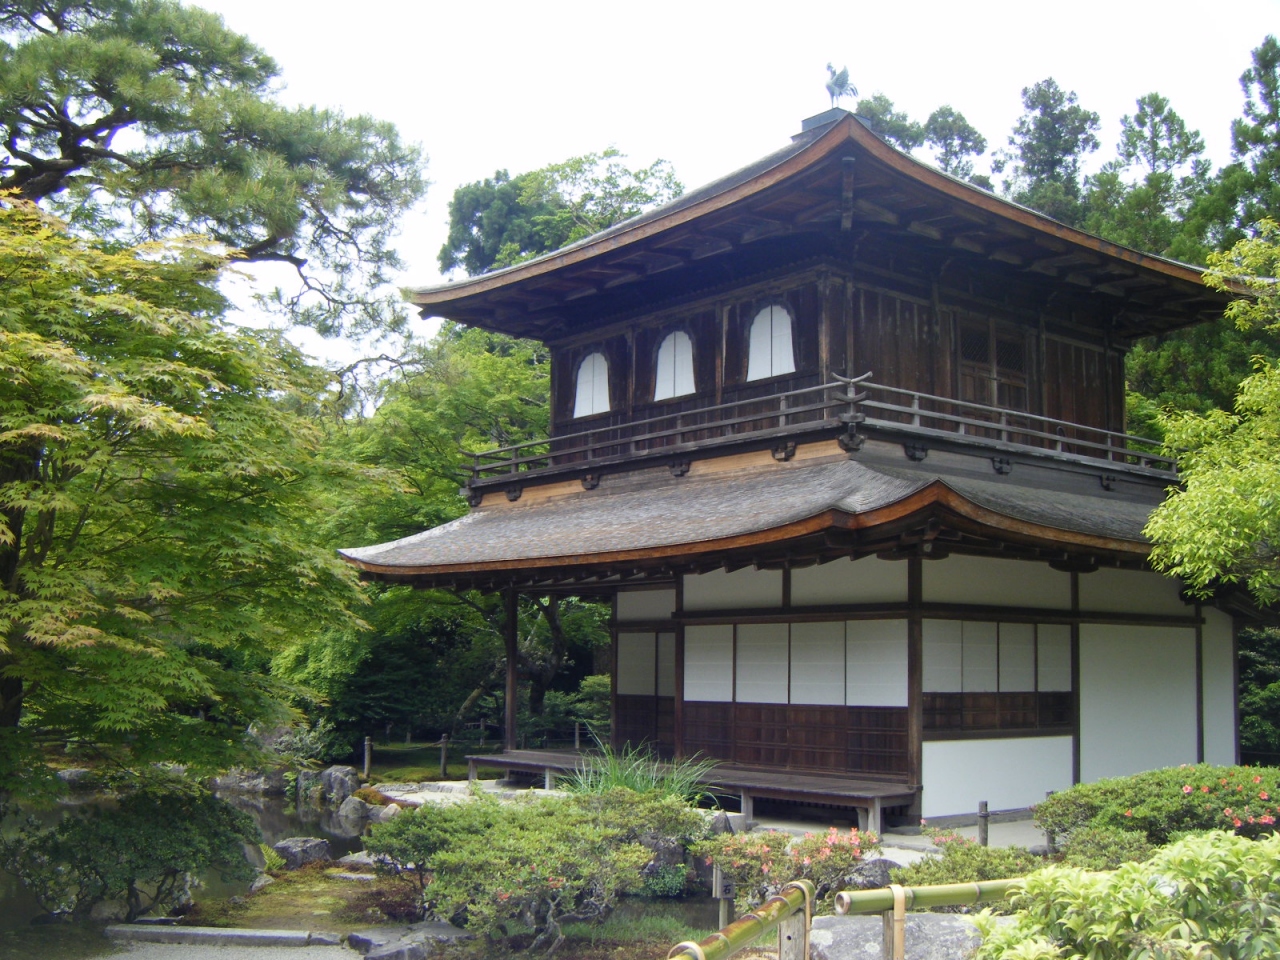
[
  {"left": 0, "top": 776, "right": 258, "bottom": 920},
  {"left": 365, "top": 789, "right": 707, "bottom": 955},
  {"left": 1056, "top": 825, "right": 1156, "bottom": 872},
  {"left": 694, "top": 827, "right": 878, "bottom": 913},
  {"left": 0, "top": 197, "right": 370, "bottom": 797},
  {"left": 888, "top": 829, "right": 1040, "bottom": 911},
  {"left": 439, "top": 150, "right": 682, "bottom": 275},
  {"left": 0, "top": 0, "right": 426, "bottom": 337},
  {"left": 1033, "top": 764, "right": 1280, "bottom": 844},
  {"left": 974, "top": 831, "right": 1280, "bottom": 960}
]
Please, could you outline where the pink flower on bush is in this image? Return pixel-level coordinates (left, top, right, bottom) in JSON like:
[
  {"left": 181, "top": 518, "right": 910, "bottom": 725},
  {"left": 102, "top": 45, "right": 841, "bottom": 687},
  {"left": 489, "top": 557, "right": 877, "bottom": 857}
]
[
  {"left": 1261, "top": 791, "right": 1270, "bottom": 801},
  {"left": 1124, "top": 809, "right": 1133, "bottom": 817},
  {"left": 1224, "top": 808, "right": 1233, "bottom": 817},
  {"left": 1234, "top": 818, "right": 1243, "bottom": 827},
  {"left": 1255, "top": 775, "right": 1263, "bottom": 784},
  {"left": 1183, "top": 785, "right": 1193, "bottom": 794},
  {"left": 1203, "top": 786, "right": 1212, "bottom": 793}
]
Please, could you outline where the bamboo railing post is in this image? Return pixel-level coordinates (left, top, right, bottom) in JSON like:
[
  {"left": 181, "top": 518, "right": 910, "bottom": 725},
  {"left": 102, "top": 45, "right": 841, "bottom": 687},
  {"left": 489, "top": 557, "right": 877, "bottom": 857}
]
[
  {"left": 882, "top": 883, "right": 906, "bottom": 960},
  {"left": 363, "top": 736, "right": 372, "bottom": 778},
  {"left": 978, "top": 800, "right": 989, "bottom": 847}
]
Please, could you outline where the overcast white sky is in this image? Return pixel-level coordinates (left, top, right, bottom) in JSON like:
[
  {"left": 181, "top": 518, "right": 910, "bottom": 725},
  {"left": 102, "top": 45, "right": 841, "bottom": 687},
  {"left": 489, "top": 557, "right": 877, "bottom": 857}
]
[{"left": 191, "top": 0, "right": 1279, "bottom": 358}]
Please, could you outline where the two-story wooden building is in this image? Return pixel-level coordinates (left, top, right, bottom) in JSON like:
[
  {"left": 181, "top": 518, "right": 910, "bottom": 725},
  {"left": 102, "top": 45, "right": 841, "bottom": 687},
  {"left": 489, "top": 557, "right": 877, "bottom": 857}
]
[{"left": 341, "top": 109, "right": 1245, "bottom": 826}]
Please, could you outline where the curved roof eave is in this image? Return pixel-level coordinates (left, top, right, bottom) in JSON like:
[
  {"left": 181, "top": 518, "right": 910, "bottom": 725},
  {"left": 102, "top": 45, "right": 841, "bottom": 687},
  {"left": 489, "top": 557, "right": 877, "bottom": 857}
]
[{"left": 411, "top": 114, "right": 1211, "bottom": 312}]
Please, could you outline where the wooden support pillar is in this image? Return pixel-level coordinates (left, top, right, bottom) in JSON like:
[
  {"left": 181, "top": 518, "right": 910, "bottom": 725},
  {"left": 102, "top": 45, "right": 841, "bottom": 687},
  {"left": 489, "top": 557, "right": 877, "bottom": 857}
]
[
  {"left": 504, "top": 587, "right": 519, "bottom": 752},
  {"left": 906, "top": 557, "right": 923, "bottom": 810}
]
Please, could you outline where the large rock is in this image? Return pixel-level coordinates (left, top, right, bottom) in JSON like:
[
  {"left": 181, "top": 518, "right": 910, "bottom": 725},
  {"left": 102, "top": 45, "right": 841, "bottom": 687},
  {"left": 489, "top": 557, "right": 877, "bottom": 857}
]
[
  {"left": 321, "top": 765, "right": 361, "bottom": 805},
  {"left": 348, "top": 921, "right": 470, "bottom": 958},
  {"left": 810, "top": 913, "right": 983, "bottom": 960},
  {"left": 841, "top": 857, "right": 901, "bottom": 891},
  {"left": 271, "top": 836, "right": 331, "bottom": 870},
  {"left": 296, "top": 769, "right": 324, "bottom": 805},
  {"left": 212, "top": 768, "right": 288, "bottom": 795},
  {"left": 339, "top": 795, "right": 372, "bottom": 820},
  {"left": 373, "top": 802, "right": 403, "bottom": 823}
]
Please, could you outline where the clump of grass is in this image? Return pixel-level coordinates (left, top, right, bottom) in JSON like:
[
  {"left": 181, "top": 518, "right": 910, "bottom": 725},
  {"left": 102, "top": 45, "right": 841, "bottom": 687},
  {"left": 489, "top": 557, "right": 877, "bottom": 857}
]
[{"left": 562, "top": 740, "right": 717, "bottom": 804}]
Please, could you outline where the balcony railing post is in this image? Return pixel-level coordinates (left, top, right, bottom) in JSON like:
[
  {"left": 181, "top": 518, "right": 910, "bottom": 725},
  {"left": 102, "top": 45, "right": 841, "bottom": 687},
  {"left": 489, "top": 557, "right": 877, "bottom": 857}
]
[{"left": 910, "top": 393, "right": 921, "bottom": 428}]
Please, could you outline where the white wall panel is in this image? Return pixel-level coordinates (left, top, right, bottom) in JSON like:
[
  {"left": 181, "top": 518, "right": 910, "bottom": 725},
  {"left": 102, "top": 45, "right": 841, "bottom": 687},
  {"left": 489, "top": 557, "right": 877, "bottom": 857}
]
[
  {"left": 923, "top": 737, "right": 1073, "bottom": 817},
  {"left": 847, "top": 619, "right": 908, "bottom": 707},
  {"left": 616, "top": 632, "right": 656, "bottom": 696},
  {"left": 1080, "top": 624, "right": 1197, "bottom": 781},
  {"left": 923, "top": 620, "right": 963, "bottom": 692},
  {"left": 791, "top": 556, "right": 907, "bottom": 606},
  {"left": 1202, "top": 608, "right": 1237, "bottom": 765},
  {"left": 656, "top": 632, "right": 676, "bottom": 698},
  {"left": 999, "top": 623, "right": 1036, "bottom": 691},
  {"left": 684, "top": 624, "right": 733, "bottom": 702},
  {"left": 616, "top": 589, "right": 676, "bottom": 622},
  {"left": 962, "top": 622, "right": 999, "bottom": 693},
  {"left": 1037, "top": 624, "right": 1072, "bottom": 692},
  {"left": 923, "top": 555, "right": 1070, "bottom": 609},
  {"left": 1078, "top": 568, "right": 1189, "bottom": 616},
  {"left": 683, "top": 568, "right": 782, "bottom": 611},
  {"left": 736, "top": 623, "right": 789, "bottom": 704},
  {"left": 790, "top": 621, "right": 846, "bottom": 705}
]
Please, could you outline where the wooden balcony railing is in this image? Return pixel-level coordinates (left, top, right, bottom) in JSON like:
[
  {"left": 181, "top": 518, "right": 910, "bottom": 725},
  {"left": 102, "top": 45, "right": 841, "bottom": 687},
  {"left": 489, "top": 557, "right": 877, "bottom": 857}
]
[{"left": 463, "top": 376, "right": 1176, "bottom": 488}]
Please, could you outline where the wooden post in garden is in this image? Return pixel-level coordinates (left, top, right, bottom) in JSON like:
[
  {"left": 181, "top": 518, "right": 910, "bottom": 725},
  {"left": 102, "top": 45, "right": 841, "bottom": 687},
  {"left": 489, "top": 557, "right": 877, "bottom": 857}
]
[
  {"left": 504, "top": 587, "right": 519, "bottom": 753},
  {"left": 440, "top": 734, "right": 449, "bottom": 778},
  {"left": 1044, "top": 790, "right": 1056, "bottom": 851},
  {"left": 363, "top": 736, "right": 372, "bottom": 778},
  {"left": 978, "top": 801, "right": 989, "bottom": 847}
]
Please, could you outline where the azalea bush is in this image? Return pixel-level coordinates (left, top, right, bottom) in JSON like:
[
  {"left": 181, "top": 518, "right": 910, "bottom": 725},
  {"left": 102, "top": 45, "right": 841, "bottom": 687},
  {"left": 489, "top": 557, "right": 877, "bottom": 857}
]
[
  {"left": 694, "top": 826, "right": 878, "bottom": 912},
  {"left": 1034, "top": 764, "right": 1280, "bottom": 844},
  {"left": 889, "top": 829, "right": 1040, "bottom": 912},
  {"left": 973, "top": 831, "right": 1280, "bottom": 960},
  {"left": 364, "top": 787, "right": 708, "bottom": 954}
]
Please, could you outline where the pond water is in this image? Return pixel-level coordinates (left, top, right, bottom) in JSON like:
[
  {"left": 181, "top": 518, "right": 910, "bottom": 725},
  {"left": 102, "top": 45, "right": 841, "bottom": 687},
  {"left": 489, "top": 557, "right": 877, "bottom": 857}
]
[{"left": 0, "top": 790, "right": 364, "bottom": 960}]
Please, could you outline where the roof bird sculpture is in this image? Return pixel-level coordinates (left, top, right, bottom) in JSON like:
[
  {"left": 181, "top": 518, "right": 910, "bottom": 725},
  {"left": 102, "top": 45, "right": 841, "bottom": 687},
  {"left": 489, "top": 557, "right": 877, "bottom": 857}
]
[{"left": 825, "top": 63, "right": 857, "bottom": 109}]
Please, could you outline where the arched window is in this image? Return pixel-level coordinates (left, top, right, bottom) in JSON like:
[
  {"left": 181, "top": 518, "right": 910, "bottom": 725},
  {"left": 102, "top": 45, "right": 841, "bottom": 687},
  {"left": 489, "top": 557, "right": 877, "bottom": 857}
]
[
  {"left": 746, "top": 304, "right": 796, "bottom": 381},
  {"left": 654, "top": 331, "right": 695, "bottom": 401},
  {"left": 573, "top": 352, "right": 610, "bottom": 418}
]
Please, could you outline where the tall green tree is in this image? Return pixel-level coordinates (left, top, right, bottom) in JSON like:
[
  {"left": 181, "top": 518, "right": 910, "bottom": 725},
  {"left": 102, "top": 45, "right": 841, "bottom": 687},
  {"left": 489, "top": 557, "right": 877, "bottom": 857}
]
[
  {"left": 440, "top": 150, "right": 681, "bottom": 276},
  {"left": 855, "top": 93, "right": 924, "bottom": 152},
  {"left": 0, "top": 0, "right": 426, "bottom": 338},
  {"left": 0, "top": 197, "right": 369, "bottom": 799},
  {"left": 995, "top": 78, "right": 1100, "bottom": 226},
  {"left": 923, "top": 105, "right": 989, "bottom": 186}
]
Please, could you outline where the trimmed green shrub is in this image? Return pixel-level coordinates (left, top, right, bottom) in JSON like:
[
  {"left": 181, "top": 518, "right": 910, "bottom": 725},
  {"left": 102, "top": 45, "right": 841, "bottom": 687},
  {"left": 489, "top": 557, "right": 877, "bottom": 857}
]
[
  {"left": 1, "top": 777, "right": 259, "bottom": 920},
  {"left": 974, "top": 831, "right": 1280, "bottom": 959},
  {"left": 641, "top": 863, "right": 690, "bottom": 898},
  {"left": 1034, "top": 763, "right": 1280, "bottom": 844},
  {"left": 889, "top": 829, "right": 1040, "bottom": 912},
  {"left": 694, "top": 826, "right": 879, "bottom": 912},
  {"left": 1056, "top": 824, "right": 1155, "bottom": 871}
]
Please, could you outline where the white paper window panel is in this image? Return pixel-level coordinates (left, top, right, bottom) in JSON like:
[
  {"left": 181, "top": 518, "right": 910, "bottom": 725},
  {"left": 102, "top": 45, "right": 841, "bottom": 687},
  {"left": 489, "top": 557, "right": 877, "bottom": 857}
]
[
  {"left": 962, "top": 622, "right": 999, "bottom": 693},
  {"left": 999, "top": 623, "right": 1036, "bottom": 691},
  {"left": 654, "top": 331, "right": 695, "bottom": 401},
  {"left": 790, "top": 556, "right": 908, "bottom": 606},
  {"left": 746, "top": 305, "right": 796, "bottom": 381},
  {"left": 656, "top": 632, "right": 676, "bottom": 697},
  {"left": 847, "top": 619, "right": 909, "bottom": 707},
  {"left": 616, "top": 589, "right": 676, "bottom": 622},
  {"left": 684, "top": 624, "right": 734, "bottom": 701},
  {"left": 1037, "top": 624, "right": 1072, "bottom": 691},
  {"left": 1078, "top": 567, "right": 1188, "bottom": 616},
  {"left": 923, "top": 555, "right": 1070, "bottom": 609},
  {"left": 735, "top": 622, "right": 789, "bottom": 704},
  {"left": 573, "top": 352, "right": 609, "bottom": 418},
  {"left": 683, "top": 567, "right": 783, "bottom": 611},
  {"left": 789, "top": 621, "right": 846, "bottom": 705},
  {"left": 923, "top": 620, "right": 963, "bottom": 692},
  {"left": 616, "top": 632, "right": 655, "bottom": 696}
]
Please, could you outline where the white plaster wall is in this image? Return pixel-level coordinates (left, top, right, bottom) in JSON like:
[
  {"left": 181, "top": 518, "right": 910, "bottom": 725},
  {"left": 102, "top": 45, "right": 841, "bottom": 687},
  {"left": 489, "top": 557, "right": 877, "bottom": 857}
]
[
  {"left": 923, "top": 556, "right": 1070, "bottom": 609},
  {"left": 923, "top": 620, "right": 963, "bottom": 692},
  {"left": 1202, "top": 608, "right": 1237, "bottom": 765},
  {"left": 790, "top": 621, "right": 845, "bottom": 705},
  {"left": 791, "top": 556, "right": 908, "bottom": 606},
  {"left": 683, "top": 567, "right": 783, "bottom": 611},
  {"left": 1080, "top": 624, "right": 1197, "bottom": 781},
  {"left": 1078, "top": 567, "right": 1188, "bottom": 616},
  {"left": 847, "top": 619, "right": 908, "bottom": 707},
  {"left": 657, "top": 632, "right": 676, "bottom": 698},
  {"left": 736, "top": 623, "right": 789, "bottom": 704},
  {"left": 962, "top": 622, "right": 999, "bottom": 692},
  {"left": 1037, "top": 624, "right": 1072, "bottom": 692},
  {"left": 616, "top": 589, "right": 676, "bottom": 622},
  {"left": 923, "top": 737, "right": 1073, "bottom": 817},
  {"left": 616, "top": 632, "right": 656, "bottom": 696},
  {"left": 1000, "top": 623, "right": 1036, "bottom": 691},
  {"left": 685, "top": 624, "right": 733, "bottom": 701}
]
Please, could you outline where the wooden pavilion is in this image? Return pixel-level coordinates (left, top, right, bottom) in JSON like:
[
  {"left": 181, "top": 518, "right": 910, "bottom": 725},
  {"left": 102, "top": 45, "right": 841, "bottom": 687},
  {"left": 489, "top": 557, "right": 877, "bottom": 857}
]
[{"left": 341, "top": 109, "right": 1246, "bottom": 825}]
